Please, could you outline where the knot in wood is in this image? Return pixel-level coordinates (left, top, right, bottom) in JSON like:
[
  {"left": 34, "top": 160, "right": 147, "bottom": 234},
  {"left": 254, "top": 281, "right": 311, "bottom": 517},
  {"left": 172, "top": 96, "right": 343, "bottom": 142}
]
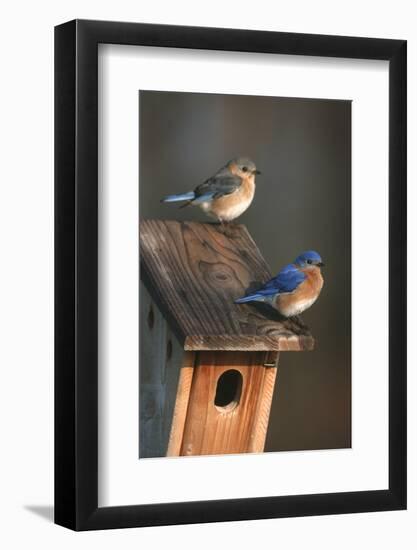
[{"left": 199, "top": 261, "right": 237, "bottom": 289}]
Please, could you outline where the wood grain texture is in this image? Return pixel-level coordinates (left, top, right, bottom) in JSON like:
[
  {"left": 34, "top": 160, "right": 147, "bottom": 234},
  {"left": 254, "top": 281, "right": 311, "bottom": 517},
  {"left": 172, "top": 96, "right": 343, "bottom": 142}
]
[
  {"left": 166, "top": 354, "right": 196, "bottom": 457},
  {"left": 139, "top": 284, "right": 185, "bottom": 458},
  {"left": 140, "top": 220, "right": 314, "bottom": 351},
  {"left": 248, "top": 364, "right": 278, "bottom": 452},
  {"left": 179, "top": 351, "right": 279, "bottom": 456}
]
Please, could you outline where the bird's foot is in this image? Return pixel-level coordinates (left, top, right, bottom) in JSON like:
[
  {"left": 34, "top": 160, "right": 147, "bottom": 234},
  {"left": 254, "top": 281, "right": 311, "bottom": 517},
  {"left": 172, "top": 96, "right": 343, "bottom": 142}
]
[
  {"left": 218, "top": 221, "right": 236, "bottom": 238},
  {"left": 291, "top": 314, "right": 308, "bottom": 329}
]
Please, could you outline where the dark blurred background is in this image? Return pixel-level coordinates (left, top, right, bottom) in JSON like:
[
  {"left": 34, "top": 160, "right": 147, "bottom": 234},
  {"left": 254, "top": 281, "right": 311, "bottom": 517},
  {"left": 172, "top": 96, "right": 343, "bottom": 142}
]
[{"left": 139, "top": 90, "right": 351, "bottom": 452}]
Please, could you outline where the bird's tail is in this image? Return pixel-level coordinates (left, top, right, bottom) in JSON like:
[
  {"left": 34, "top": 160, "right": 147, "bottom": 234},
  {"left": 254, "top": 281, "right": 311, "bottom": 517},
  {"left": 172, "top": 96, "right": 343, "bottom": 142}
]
[
  {"left": 234, "top": 293, "right": 264, "bottom": 304},
  {"left": 161, "top": 191, "right": 195, "bottom": 204}
]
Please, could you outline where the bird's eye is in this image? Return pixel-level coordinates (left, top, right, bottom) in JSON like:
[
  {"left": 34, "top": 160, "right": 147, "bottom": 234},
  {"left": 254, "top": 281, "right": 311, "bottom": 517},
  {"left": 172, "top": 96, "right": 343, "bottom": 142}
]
[
  {"left": 241, "top": 166, "right": 248, "bottom": 172},
  {"left": 307, "top": 259, "right": 312, "bottom": 264}
]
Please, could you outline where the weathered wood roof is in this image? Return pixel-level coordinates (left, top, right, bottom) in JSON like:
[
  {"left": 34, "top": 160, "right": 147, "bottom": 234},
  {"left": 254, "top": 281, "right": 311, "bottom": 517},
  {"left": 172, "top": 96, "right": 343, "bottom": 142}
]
[{"left": 140, "top": 220, "right": 314, "bottom": 351}]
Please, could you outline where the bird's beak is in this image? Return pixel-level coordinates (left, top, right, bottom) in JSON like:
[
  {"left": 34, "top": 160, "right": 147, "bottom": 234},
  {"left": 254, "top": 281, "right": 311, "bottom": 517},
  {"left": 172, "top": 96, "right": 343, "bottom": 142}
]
[
  {"left": 318, "top": 262, "right": 325, "bottom": 267},
  {"left": 254, "top": 169, "right": 261, "bottom": 175}
]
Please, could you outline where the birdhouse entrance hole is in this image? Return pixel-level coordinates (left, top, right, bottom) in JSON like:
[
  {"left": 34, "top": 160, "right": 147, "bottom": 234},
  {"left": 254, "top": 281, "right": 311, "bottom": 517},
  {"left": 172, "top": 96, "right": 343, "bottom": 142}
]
[{"left": 214, "top": 369, "right": 243, "bottom": 411}]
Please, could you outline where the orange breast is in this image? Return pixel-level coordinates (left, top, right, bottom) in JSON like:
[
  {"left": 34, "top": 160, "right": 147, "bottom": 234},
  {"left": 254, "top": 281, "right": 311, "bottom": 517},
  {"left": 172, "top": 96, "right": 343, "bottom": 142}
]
[
  {"left": 209, "top": 176, "right": 255, "bottom": 222},
  {"left": 297, "top": 266, "right": 324, "bottom": 299},
  {"left": 275, "top": 266, "right": 323, "bottom": 317}
]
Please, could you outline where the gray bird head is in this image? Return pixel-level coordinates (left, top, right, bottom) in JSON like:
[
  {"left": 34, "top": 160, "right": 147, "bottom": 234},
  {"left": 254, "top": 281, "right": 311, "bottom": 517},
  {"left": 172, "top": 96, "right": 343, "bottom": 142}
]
[{"left": 228, "top": 157, "right": 261, "bottom": 177}]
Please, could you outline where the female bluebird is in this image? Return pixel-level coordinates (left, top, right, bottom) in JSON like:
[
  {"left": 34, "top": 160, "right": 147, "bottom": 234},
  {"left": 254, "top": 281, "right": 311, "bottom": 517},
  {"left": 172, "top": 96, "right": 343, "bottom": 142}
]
[
  {"left": 235, "top": 251, "right": 324, "bottom": 318},
  {"left": 161, "top": 157, "right": 260, "bottom": 222}
]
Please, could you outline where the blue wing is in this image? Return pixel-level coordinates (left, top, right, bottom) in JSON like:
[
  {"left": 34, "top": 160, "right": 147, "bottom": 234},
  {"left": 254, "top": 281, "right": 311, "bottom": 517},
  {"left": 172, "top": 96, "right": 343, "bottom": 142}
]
[
  {"left": 193, "top": 169, "right": 242, "bottom": 202},
  {"left": 235, "top": 264, "right": 306, "bottom": 304},
  {"left": 161, "top": 169, "right": 241, "bottom": 205},
  {"left": 261, "top": 264, "right": 306, "bottom": 294}
]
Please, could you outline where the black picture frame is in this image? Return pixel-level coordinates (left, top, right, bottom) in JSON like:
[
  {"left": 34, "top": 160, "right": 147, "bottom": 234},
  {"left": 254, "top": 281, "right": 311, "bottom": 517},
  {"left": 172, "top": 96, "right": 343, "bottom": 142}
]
[{"left": 55, "top": 19, "right": 407, "bottom": 531}]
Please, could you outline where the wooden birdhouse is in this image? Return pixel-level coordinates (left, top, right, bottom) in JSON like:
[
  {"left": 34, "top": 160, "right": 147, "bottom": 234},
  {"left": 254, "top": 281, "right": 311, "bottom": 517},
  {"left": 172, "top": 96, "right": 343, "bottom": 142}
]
[{"left": 139, "top": 220, "right": 314, "bottom": 458}]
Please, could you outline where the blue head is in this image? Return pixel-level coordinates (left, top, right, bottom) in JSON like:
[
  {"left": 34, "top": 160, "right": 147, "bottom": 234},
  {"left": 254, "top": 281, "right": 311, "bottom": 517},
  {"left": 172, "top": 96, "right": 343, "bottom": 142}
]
[{"left": 294, "top": 250, "right": 324, "bottom": 268}]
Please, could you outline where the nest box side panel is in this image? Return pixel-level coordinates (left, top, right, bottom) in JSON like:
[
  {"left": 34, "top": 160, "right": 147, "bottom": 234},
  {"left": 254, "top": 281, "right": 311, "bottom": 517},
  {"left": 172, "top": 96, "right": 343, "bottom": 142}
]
[
  {"left": 179, "top": 351, "right": 279, "bottom": 456},
  {"left": 139, "top": 283, "right": 185, "bottom": 458}
]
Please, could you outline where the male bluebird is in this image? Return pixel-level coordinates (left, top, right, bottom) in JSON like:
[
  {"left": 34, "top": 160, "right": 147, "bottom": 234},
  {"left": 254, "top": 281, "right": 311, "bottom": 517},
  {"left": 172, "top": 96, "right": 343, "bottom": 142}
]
[
  {"left": 161, "top": 157, "right": 260, "bottom": 223},
  {"left": 235, "top": 251, "right": 324, "bottom": 318}
]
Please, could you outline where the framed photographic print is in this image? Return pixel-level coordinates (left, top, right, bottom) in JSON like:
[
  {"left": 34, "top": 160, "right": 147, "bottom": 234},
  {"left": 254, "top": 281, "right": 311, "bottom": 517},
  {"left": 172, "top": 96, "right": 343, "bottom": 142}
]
[{"left": 55, "top": 19, "right": 406, "bottom": 530}]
